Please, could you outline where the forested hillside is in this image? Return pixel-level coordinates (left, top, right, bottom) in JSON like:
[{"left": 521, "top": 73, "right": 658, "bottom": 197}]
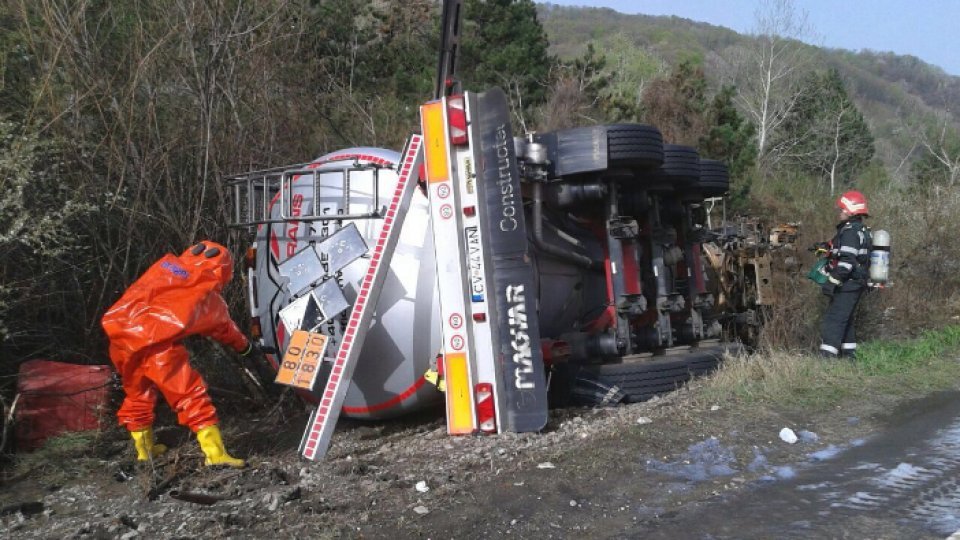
[{"left": 538, "top": 3, "right": 960, "bottom": 184}]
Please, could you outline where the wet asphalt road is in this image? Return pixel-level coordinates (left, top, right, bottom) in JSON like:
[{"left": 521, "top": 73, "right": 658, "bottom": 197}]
[{"left": 636, "top": 391, "right": 960, "bottom": 539}]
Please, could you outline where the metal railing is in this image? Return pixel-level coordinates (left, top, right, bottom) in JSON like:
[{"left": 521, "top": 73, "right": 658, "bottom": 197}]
[{"left": 225, "top": 160, "right": 388, "bottom": 229}]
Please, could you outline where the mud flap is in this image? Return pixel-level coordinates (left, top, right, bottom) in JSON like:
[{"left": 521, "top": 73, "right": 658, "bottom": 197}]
[{"left": 474, "top": 88, "right": 548, "bottom": 432}]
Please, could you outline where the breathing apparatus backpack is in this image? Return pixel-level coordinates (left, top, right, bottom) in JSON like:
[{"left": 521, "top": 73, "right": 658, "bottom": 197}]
[{"left": 868, "top": 229, "right": 891, "bottom": 287}]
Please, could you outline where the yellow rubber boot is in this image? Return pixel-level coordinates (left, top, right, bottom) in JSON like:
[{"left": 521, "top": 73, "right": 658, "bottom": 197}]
[
  {"left": 196, "top": 425, "right": 245, "bottom": 468},
  {"left": 130, "top": 428, "right": 168, "bottom": 461}
]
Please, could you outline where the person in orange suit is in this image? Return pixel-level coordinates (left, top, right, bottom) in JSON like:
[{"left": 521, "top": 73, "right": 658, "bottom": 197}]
[{"left": 102, "top": 241, "right": 253, "bottom": 467}]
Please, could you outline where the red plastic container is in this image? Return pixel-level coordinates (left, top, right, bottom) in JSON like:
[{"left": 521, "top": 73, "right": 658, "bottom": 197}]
[{"left": 14, "top": 360, "right": 114, "bottom": 451}]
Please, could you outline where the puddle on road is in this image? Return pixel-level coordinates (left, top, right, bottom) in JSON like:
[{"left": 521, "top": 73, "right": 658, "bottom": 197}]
[
  {"left": 807, "top": 444, "right": 842, "bottom": 461},
  {"left": 746, "top": 447, "right": 768, "bottom": 472},
  {"left": 636, "top": 390, "right": 960, "bottom": 539},
  {"left": 645, "top": 438, "right": 739, "bottom": 482}
]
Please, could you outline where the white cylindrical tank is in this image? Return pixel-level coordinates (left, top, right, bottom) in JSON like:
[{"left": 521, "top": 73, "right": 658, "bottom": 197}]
[
  {"left": 253, "top": 148, "right": 443, "bottom": 419},
  {"left": 869, "top": 229, "right": 890, "bottom": 285}
]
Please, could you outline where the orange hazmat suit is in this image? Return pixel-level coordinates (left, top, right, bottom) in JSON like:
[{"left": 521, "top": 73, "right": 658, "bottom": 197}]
[{"left": 102, "top": 241, "right": 249, "bottom": 433}]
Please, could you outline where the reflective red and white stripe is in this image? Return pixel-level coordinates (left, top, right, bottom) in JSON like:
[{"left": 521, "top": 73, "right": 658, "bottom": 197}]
[{"left": 299, "top": 135, "right": 424, "bottom": 461}]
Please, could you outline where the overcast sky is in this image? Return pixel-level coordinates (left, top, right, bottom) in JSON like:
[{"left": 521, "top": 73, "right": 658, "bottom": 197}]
[{"left": 544, "top": 1, "right": 959, "bottom": 76}]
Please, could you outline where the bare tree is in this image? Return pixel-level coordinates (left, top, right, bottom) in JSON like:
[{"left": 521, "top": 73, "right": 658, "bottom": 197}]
[
  {"left": 9, "top": 0, "right": 312, "bottom": 357},
  {"left": 538, "top": 56, "right": 606, "bottom": 132},
  {"left": 730, "top": 0, "right": 815, "bottom": 169},
  {"left": 917, "top": 112, "right": 960, "bottom": 186},
  {"left": 780, "top": 102, "right": 862, "bottom": 194},
  {"left": 827, "top": 104, "right": 850, "bottom": 194}
]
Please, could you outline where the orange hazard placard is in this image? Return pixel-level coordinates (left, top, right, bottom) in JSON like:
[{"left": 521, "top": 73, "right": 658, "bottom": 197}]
[{"left": 275, "top": 330, "right": 328, "bottom": 390}]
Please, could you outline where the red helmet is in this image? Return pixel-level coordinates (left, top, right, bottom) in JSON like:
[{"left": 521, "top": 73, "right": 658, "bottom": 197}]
[{"left": 836, "top": 190, "right": 868, "bottom": 216}]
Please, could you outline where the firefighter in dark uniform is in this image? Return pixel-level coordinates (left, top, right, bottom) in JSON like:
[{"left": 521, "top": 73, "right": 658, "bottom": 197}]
[{"left": 819, "top": 190, "right": 872, "bottom": 359}]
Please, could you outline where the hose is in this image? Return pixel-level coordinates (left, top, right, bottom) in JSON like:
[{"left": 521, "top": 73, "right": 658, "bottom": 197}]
[{"left": 531, "top": 182, "right": 602, "bottom": 271}]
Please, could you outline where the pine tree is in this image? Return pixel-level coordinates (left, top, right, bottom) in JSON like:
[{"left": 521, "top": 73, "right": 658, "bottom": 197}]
[
  {"left": 773, "top": 68, "right": 874, "bottom": 193},
  {"left": 700, "top": 86, "right": 757, "bottom": 180},
  {"left": 459, "top": 0, "right": 553, "bottom": 125}
]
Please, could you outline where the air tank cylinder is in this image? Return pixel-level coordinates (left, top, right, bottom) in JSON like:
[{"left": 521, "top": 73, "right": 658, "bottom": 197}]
[{"left": 869, "top": 229, "right": 890, "bottom": 285}]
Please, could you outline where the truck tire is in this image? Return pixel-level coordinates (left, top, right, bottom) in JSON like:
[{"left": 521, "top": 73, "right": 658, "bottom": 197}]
[
  {"left": 624, "top": 383, "right": 690, "bottom": 403},
  {"left": 698, "top": 159, "right": 729, "bottom": 196},
  {"left": 539, "top": 123, "right": 663, "bottom": 178},
  {"left": 575, "top": 356, "right": 692, "bottom": 404},
  {"left": 660, "top": 145, "right": 701, "bottom": 181},
  {"left": 606, "top": 124, "right": 664, "bottom": 169},
  {"left": 688, "top": 342, "right": 744, "bottom": 376},
  {"left": 648, "top": 144, "right": 700, "bottom": 191},
  {"left": 573, "top": 343, "right": 738, "bottom": 404}
]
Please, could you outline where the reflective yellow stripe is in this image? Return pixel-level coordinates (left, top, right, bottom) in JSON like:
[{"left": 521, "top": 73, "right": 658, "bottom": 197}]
[
  {"left": 443, "top": 353, "right": 475, "bottom": 434},
  {"left": 421, "top": 101, "right": 449, "bottom": 183}
]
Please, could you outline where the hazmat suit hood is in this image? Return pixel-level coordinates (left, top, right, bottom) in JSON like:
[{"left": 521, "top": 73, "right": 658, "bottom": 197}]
[{"left": 179, "top": 241, "right": 234, "bottom": 290}]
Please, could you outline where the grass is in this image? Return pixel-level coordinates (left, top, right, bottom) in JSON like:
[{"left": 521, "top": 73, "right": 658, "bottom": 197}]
[
  {"left": 703, "top": 325, "right": 960, "bottom": 412},
  {"left": 857, "top": 325, "right": 960, "bottom": 374},
  {"left": 8, "top": 430, "right": 106, "bottom": 485}
]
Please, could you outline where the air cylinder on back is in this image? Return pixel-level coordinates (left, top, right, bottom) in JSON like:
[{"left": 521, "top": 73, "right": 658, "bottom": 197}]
[{"left": 869, "top": 229, "right": 890, "bottom": 285}]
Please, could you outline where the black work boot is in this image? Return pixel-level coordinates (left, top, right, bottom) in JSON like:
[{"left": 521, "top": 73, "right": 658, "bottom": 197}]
[{"left": 817, "top": 346, "right": 839, "bottom": 359}]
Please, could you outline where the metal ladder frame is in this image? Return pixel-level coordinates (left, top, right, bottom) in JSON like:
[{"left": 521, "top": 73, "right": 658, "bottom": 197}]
[{"left": 226, "top": 161, "right": 387, "bottom": 229}]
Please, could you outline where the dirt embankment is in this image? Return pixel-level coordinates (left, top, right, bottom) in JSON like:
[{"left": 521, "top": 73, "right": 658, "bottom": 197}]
[{"left": 0, "top": 370, "right": 911, "bottom": 540}]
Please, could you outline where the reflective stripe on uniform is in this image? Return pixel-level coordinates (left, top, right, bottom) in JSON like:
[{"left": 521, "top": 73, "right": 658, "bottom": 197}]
[
  {"left": 820, "top": 344, "right": 839, "bottom": 355},
  {"left": 841, "top": 343, "right": 857, "bottom": 350},
  {"left": 840, "top": 245, "right": 859, "bottom": 255},
  {"left": 837, "top": 261, "right": 853, "bottom": 270}
]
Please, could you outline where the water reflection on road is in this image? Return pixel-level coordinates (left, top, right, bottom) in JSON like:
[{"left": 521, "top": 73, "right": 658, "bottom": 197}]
[{"left": 636, "top": 391, "right": 960, "bottom": 539}]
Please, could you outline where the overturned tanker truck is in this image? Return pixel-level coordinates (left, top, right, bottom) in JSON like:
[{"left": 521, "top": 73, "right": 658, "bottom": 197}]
[{"left": 225, "top": 1, "right": 767, "bottom": 453}]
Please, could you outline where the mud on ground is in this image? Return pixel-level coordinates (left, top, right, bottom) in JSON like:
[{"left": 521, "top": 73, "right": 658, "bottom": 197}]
[{"left": 0, "top": 376, "right": 913, "bottom": 539}]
